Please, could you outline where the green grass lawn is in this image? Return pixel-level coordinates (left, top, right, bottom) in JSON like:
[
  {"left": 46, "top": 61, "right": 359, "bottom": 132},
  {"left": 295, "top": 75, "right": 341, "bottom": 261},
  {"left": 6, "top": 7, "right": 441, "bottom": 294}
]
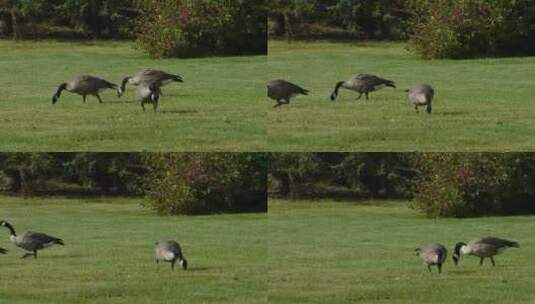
[
  {"left": 268, "top": 41, "right": 535, "bottom": 151},
  {"left": 0, "top": 40, "right": 266, "bottom": 151},
  {"left": 268, "top": 199, "right": 535, "bottom": 303},
  {"left": 0, "top": 197, "right": 266, "bottom": 304}
]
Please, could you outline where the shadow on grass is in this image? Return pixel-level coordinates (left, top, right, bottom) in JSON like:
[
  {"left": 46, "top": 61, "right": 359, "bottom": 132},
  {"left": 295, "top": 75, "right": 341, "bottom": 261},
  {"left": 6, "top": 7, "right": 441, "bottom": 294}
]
[
  {"left": 105, "top": 100, "right": 137, "bottom": 104},
  {"left": 448, "top": 269, "right": 479, "bottom": 275},
  {"left": 435, "top": 111, "right": 466, "bottom": 116},
  {"left": 159, "top": 109, "right": 199, "bottom": 115},
  {"left": 186, "top": 267, "right": 209, "bottom": 272}
]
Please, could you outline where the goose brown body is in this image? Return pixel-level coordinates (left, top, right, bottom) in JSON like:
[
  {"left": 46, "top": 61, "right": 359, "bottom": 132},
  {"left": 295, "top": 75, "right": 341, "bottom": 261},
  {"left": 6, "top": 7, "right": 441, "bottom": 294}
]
[
  {"left": 406, "top": 84, "right": 434, "bottom": 114},
  {"left": 453, "top": 237, "right": 519, "bottom": 266},
  {"left": 415, "top": 243, "right": 447, "bottom": 273},
  {"left": 267, "top": 79, "right": 309, "bottom": 108},
  {"left": 121, "top": 69, "right": 183, "bottom": 95},
  {"left": 331, "top": 74, "right": 396, "bottom": 101},
  {"left": 0, "top": 221, "right": 64, "bottom": 259},
  {"left": 52, "top": 75, "right": 122, "bottom": 104},
  {"left": 155, "top": 240, "right": 188, "bottom": 270}
]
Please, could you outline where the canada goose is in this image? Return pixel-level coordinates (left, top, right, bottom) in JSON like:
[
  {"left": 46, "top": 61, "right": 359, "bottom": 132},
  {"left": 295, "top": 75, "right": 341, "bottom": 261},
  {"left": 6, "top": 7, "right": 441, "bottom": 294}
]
[
  {"left": 0, "top": 247, "right": 6, "bottom": 254},
  {"left": 155, "top": 240, "right": 188, "bottom": 270},
  {"left": 330, "top": 74, "right": 395, "bottom": 101},
  {"left": 453, "top": 237, "right": 519, "bottom": 266},
  {"left": 121, "top": 69, "right": 183, "bottom": 96},
  {"left": 406, "top": 84, "right": 434, "bottom": 114},
  {"left": 0, "top": 220, "right": 64, "bottom": 259},
  {"left": 52, "top": 75, "right": 122, "bottom": 104},
  {"left": 415, "top": 243, "right": 447, "bottom": 274},
  {"left": 267, "top": 80, "right": 309, "bottom": 108},
  {"left": 137, "top": 82, "right": 161, "bottom": 112}
]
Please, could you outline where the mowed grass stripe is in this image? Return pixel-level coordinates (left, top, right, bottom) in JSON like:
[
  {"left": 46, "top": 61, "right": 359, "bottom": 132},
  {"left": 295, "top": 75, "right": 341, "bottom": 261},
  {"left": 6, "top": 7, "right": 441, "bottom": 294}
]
[
  {"left": 268, "top": 200, "right": 535, "bottom": 304},
  {"left": 0, "top": 197, "right": 267, "bottom": 304},
  {"left": 0, "top": 40, "right": 266, "bottom": 151},
  {"left": 267, "top": 41, "right": 535, "bottom": 151}
]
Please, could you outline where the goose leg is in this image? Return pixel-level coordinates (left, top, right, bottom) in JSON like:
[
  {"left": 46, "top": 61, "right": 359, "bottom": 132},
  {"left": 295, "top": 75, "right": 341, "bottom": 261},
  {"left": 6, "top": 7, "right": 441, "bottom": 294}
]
[
  {"left": 96, "top": 94, "right": 103, "bottom": 104},
  {"left": 21, "top": 252, "right": 33, "bottom": 259},
  {"left": 273, "top": 100, "right": 283, "bottom": 108},
  {"left": 437, "top": 263, "right": 442, "bottom": 274},
  {"left": 83, "top": 95, "right": 87, "bottom": 103},
  {"left": 480, "top": 257, "right": 484, "bottom": 266},
  {"left": 356, "top": 93, "right": 363, "bottom": 100},
  {"left": 490, "top": 257, "right": 495, "bottom": 266},
  {"left": 141, "top": 102, "right": 146, "bottom": 112},
  {"left": 365, "top": 92, "right": 369, "bottom": 100},
  {"left": 171, "top": 260, "right": 176, "bottom": 270},
  {"left": 427, "top": 265, "right": 432, "bottom": 272},
  {"left": 414, "top": 105, "right": 419, "bottom": 113},
  {"left": 153, "top": 101, "right": 158, "bottom": 112},
  {"left": 34, "top": 250, "right": 37, "bottom": 259}
]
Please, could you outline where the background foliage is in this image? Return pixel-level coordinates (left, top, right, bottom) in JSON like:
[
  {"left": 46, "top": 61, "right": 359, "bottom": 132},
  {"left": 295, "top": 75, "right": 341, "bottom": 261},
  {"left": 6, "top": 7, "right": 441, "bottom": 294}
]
[
  {"left": 142, "top": 153, "right": 267, "bottom": 215},
  {"left": 268, "top": 0, "right": 409, "bottom": 40},
  {"left": 268, "top": 153, "right": 415, "bottom": 200},
  {"left": 268, "top": 0, "right": 535, "bottom": 58},
  {"left": 408, "top": 0, "right": 535, "bottom": 59},
  {"left": 135, "top": 0, "right": 267, "bottom": 58},
  {"left": 412, "top": 153, "right": 535, "bottom": 218},
  {"left": 0, "top": 153, "right": 267, "bottom": 215},
  {"left": 270, "top": 153, "right": 535, "bottom": 218},
  {"left": 0, "top": 0, "right": 267, "bottom": 57}
]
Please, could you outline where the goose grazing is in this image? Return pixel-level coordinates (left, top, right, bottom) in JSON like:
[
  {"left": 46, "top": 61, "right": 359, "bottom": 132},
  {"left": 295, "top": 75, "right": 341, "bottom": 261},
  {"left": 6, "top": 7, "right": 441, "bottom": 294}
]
[
  {"left": 0, "top": 247, "right": 6, "bottom": 254},
  {"left": 267, "top": 80, "right": 309, "bottom": 108},
  {"left": 52, "top": 75, "right": 122, "bottom": 104},
  {"left": 415, "top": 243, "right": 447, "bottom": 274},
  {"left": 121, "top": 69, "right": 183, "bottom": 96},
  {"left": 330, "top": 74, "right": 395, "bottom": 101},
  {"left": 155, "top": 240, "right": 188, "bottom": 270},
  {"left": 137, "top": 82, "right": 161, "bottom": 112},
  {"left": 406, "top": 84, "right": 434, "bottom": 114},
  {"left": 0, "top": 220, "right": 64, "bottom": 259},
  {"left": 453, "top": 237, "right": 519, "bottom": 266}
]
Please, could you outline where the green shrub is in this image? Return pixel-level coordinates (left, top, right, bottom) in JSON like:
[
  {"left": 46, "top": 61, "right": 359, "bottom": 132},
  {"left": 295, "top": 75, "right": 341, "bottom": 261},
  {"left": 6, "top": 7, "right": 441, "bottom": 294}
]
[
  {"left": 412, "top": 153, "right": 510, "bottom": 218},
  {"left": 408, "top": 0, "right": 498, "bottom": 59},
  {"left": 135, "top": 0, "right": 267, "bottom": 58},
  {"left": 408, "top": 0, "right": 535, "bottom": 59},
  {"left": 142, "top": 153, "right": 267, "bottom": 215}
]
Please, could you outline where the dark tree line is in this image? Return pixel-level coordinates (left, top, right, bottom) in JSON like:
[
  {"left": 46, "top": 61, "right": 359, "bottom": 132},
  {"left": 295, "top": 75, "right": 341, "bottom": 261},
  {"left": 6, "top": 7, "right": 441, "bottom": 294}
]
[
  {"left": 269, "top": 0, "right": 410, "bottom": 40},
  {"left": 269, "top": 0, "right": 535, "bottom": 58},
  {"left": 0, "top": 0, "right": 267, "bottom": 57},
  {"left": 269, "top": 153, "right": 415, "bottom": 200},
  {"left": 0, "top": 153, "right": 267, "bottom": 215},
  {"left": 270, "top": 153, "right": 535, "bottom": 218},
  {"left": 0, "top": 0, "right": 137, "bottom": 39}
]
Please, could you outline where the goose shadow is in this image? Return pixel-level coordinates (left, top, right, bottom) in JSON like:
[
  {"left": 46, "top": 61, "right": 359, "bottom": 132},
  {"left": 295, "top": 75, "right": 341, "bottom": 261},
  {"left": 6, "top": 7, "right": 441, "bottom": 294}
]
[
  {"left": 185, "top": 267, "right": 209, "bottom": 272},
  {"left": 447, "top": 269, "right": 479, "bottom": 275},
  {"left": 433, "top": 111, "right": 465, "bottom": 116},
  {"left": 104, "top": 100, "right": 137, "bottom": 104},
  {"left": 158, "top": 93, "right": 193, "bottom": 98},
  {"left": 159, "top": 109, "right": 199, "bottom": 115},
  {"left": 42, "top": 253, "right": 86, "bottom": 259}
]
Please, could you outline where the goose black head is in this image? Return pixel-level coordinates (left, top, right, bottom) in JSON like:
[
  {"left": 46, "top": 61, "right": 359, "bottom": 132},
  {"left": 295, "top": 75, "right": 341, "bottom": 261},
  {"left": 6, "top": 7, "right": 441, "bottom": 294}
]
[
  {"left": 452, "top": 242, "right": 467, "bottom": 265},
  {"left": 180, "top": 258, "right": 188, "bottom": 270},
  {"left": 120, "top": 76, "right": 131, "bottom": 94},
  {"left": 52, "top": 83, "right": 67, "bottom": 104}
]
